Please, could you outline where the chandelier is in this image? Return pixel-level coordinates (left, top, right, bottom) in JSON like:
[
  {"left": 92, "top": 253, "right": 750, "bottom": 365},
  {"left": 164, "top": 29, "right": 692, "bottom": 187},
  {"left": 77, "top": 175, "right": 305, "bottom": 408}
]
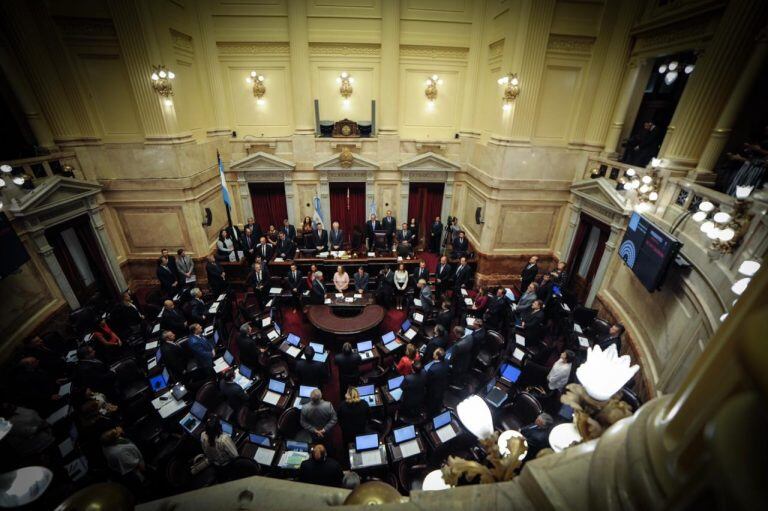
[
  {"left": 691, "top": 186, "right": 753, "bottom": 254},
  {"left": 657, "top": 58, "right": 694, "bottom": 85}
]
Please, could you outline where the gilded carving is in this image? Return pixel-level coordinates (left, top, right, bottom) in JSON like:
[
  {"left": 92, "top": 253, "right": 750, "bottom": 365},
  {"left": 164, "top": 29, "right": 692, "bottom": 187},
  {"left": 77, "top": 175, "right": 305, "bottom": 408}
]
[
  {"left": 633, "top": 18, "right": 713, "bottom": 54},
  {"left": 488, "top": 39, "right": 504, "bottom": 60},
  {"left": 400, "top": 45, "right": 469, "bottom": 60},
  {"left": 339, "top": 147, "right": 354, "bottom": 168},
  {"left": 216, "top": 42, "right": 291, "bottom": 56},
  {"left": 308, "top": 43, "right": 380, "bottom": 56},
  {"left": 170, "top": 29, "right": 193, "bottom": 51}
]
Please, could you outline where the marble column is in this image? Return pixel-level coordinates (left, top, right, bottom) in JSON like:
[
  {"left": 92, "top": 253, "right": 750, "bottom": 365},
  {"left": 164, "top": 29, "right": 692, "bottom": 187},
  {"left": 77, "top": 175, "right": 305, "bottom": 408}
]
[
  {"left": 692, "top": 29, "right": 768, "bottom": 182},
  {"left": 378, "top": 0, "right": 400, "bottom": 136},
  {"left": 287, "top": 0, "right": 316, "bottom": 167},
  {"left": 585, "top": 224, "right": 622, "bottom": 307},
  {"left": 458, "top": 1, "right": 484, "bottom": 139},
  {"left": 31, "top": 231, "right": 80, "bottom": 310},
  {"left": 560, "top": 203, "right": 583, "bottom": 262},
  {"left": 602, "top": 59, "right": 644, "bottom": 159},
  {"left": 88, "top": 206, "right": 128, "bottom": 292},
  {"left": 658, "top": 0, "right": 768, "bottom": 177},
  {"left": 195, "top": 0, "right": 231, "bottom": 137}
]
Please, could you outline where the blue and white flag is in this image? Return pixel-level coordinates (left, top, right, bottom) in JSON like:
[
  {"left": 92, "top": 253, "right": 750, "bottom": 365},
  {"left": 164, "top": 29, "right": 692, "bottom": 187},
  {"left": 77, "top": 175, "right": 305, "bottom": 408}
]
[
  {"left": 369, "top": 197, "right": 376, "bottom": 218},
  {"left": 217, "top": 151, "right": 231, "bottom": 208},
  {"left": 313, "top": 194, "right": 324, "bottom": 227}
]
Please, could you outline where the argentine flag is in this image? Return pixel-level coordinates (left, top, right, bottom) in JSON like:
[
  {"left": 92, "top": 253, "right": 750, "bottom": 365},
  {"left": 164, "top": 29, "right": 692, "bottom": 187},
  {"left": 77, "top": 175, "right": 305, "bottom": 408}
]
[
  {"left": 313, "top": 194, "right": 324, "bottom": 227},
  {"left": 217, "top": 151, "right": 231, "bottom": 208},
  {"left": 369, "top": 197, "right": 376, "bottom": 218}
]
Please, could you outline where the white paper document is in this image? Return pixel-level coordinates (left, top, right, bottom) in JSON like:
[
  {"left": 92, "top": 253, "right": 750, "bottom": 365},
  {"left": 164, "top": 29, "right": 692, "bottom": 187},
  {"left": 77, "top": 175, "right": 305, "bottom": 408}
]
[
  {"left": 413, "top": 299, "right": 422, "bottom": 307},
  {"left": 436, "top": 425, "right": 457, "bottom": 443},
  {"left": 354, "top": 293, "right": 363, "bottom": 299},
  {"left": 515, "top": 334, "right": 526, "bottom": 346},
  {"left": 286, "top": 346, "right": 301, "bottom": 358},
  {"left": 263, "top": 391, "right": 280, "bottom": 406},
  {"left": 574, "top": 324, "right": 583, "bottom": 333},
  {"left": 267, "top": 330, "right": 279, "bottom": 340},
  {"left": 399, "top": 439, "right": 420, "bottom": 458},
  {"left": 404, "top": 329, "right": 416, "bottom": 340},
  {"left": 413, "top": 312, "right": 424, "bottom": 323},
  {"left": 578, "top": 336, "right": 590, "bottom": 348},
  {"left": 360, "top": 449, "right": 382, "bottom": 467},
  {"left": 151, "top": 323, "right": 160, "bottom": 334},
  {"left": 324, "top": 298, "right": 332, "bottom": 304},
  {"left": 262, "top": 317, "right": 272, "bottom": 327},
  {"left": 145, "top": 341, "right": 159, "bottom": 350},
  {"left": 344, "top": 297, "right": 354, "bottom": 303},
  {"left": 464, "top": 298, "right": 473, "bottom": 306},
  {"left": 269, "top": 287, "right": 282, "bottom": 294},
  {"left": 254, "top": 447, "right": 276, "bottom": 466}
]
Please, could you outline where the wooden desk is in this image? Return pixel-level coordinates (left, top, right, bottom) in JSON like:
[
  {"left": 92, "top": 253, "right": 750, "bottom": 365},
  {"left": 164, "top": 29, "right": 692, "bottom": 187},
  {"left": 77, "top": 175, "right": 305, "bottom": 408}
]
[{"left": 306, "top": 305, "right": 385, "bottom": 335}]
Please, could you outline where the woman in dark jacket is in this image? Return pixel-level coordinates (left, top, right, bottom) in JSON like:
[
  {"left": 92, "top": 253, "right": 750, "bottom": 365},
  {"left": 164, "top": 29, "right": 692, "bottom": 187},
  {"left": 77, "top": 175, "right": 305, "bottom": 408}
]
[{"left": 338, "top": 387, "right": 370, "bottom": 445}]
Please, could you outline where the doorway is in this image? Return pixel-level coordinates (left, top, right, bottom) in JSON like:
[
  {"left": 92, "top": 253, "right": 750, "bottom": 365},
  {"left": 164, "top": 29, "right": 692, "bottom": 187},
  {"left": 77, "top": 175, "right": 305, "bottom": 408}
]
[
  {"left": 329, "top": 182, "right": 366, "bottom": 244},
  {"left": 248, "top": 182, "right": 288, "bottom": 233},
  {"left": 567, "top": 214, "right": 611, "bottom": 304},
  {"left": 44, "top": 215, "right": 117, "bottom": 305},
  {"left": 407, "top": 183, "right": 444, "bottom": 249}
]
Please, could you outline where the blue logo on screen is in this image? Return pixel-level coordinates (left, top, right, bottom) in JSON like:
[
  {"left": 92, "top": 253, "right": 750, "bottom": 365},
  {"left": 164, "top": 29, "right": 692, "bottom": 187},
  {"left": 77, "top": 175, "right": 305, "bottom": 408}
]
[
  {"left": 619, "top": 240, "right": 637, "bottom": 268},
  {"left": 629, "top": 213, "right": 640, "bottom": 231}
]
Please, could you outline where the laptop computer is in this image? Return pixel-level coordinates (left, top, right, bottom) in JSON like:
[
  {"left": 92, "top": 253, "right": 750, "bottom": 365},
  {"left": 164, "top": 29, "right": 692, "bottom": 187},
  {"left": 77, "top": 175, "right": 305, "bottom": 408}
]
[
  {"left": 357, "top": 340, "right": 374, "bottom": 359},
  {"left": 243, "top": 434, "right": 276, "bottom": 466},
  {"left": 234, "top": 365, "right": 256, "bottom": 391},
  {"left": 387, "top": 375, "right": 404, "bottom": 390},
  {"left": 483, "top": 379, "right": 509, "bottom": 408},
  {"left": 432, "top": 411, "right": 457, "bottom": 443},
  {"left": 295, "top": 385, "right": 318, "bottom": 409},
  {"left": 357, "top": 384, "right": 377, "bottom": 406},
  {"left": 353, "top": 433, "right": 382, "bottom": 467},
  {"left": 279, "top": 440, "right": 310, "bottom": 469},
  {"left": 499, "top": 363, "right": 522, "bottom": 385},
  {"left": 381, "top": 331, "right": 401, "bottom": 352},
  {"left": 213, "top": 350, "right": 234, "bottom": 373},
  {"left": 401, "top": 320, "right": 417, "bottom": 341},
  {"left": 179, "top": 401, "right": 207, "bottom": 434},
  {"left": 309, "top": 342, "right": 328, "bottom": 363},
  {"left": 263, "top": 379, "right": 286, "bottom": 406},
  {"left": 149, "top": 367, "right": 171, "bottom": 393},
  {"left": 392, "top": 425, "right": 421, "bottom": 458},
  {"left": 286, "top": 333, "right": 301, "bottom": 346},
  {"left": 281, "top": 333, "right": 302, "bottom": 358}
]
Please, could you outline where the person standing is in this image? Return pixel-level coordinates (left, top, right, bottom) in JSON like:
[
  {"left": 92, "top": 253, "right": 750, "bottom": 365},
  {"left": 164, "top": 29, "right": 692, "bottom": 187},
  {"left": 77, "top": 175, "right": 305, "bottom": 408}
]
[
  {"left": 329, "top": 221, "right": 344, "bottom": 251},
  {"left": 335, "top": 342, "right": 362, "bottom": 396},
  {"left": 412, "top": 259, "right": 429, "bottom": 285},
  {"left": 187, "top": 323, "right": 215, "bottom": 371},
  {"left": 394, "top": 263, "right": 409, "bottom": 310},
  {"left": 275, "top": 231, "right": 295, "bottom": 260},
  {"left": 216, "top": 230, "right": 235, "bottom": 262},
  {"left": 333, "top": 265, "right": 350, "bottom": 292},
  {"left": 520, "top": 256, "right": 539, "bottom": 294},
  {"left": 382, "top": 210, "right": 397, "bottom": 249},
  {"left": 338, "top": 387, "right": 370, "bottom": 446},
  {"left": 365, "top": 214, "right": 380, "bottom": 251},
  {"left": 205, "top": 254, "right": 227, "bottom": 295},
  {"left": 425, "top": 348, "right": 450, "bottom": 415},
  {"left": 298, "top": 445, "right": 344, "bottom": 488},
  {"left": 547, "top": 350, "right": 574, "bottom": 393},
  {"left": 417, "top": 279, "right": 434, "bottom": 316},
  {"left": 435, "top": 255, "right": 453, "bottom": 303},
  {"left": 157, "top": 255, "right": 177, "bottom": 297},
  {"left": 396, "top": 343, "right": 421, "bottom": 376},
  {"left": 430, "top": 216, "right": 443, "bottom": 253},
  {"left": 313, "top": 223, "right": 329, "bottom": 252},
  {"left": 299, "top": 389, "right": 338, "bottom": 443},
  {"left": 282, "top": 218, "right": 296, "bottom": 241},
  {"left": 353, "top": 266, "right": 369, "bottom": 293},
  {"left": 176, "top": 248, "right": 195, "bottom": 286}
]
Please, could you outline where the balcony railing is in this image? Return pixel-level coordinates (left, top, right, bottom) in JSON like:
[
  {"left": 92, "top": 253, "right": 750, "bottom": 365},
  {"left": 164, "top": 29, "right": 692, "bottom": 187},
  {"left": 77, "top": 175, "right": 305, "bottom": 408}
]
[{"left": 2, "top": 152, "right": 83, "bottom": 180}]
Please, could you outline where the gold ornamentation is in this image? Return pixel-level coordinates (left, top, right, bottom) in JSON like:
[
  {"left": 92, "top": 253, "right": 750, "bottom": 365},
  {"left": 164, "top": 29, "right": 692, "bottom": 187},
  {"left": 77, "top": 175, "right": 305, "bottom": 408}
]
[
  {"left": 309, "top": 43, "right": 380, "bottom": 56},
  {"left": 150, "top": 65, "right": 175, "bottom": 98},
  {"left": 400, "top": 45, "right": 469, "bottom": 60},
  {"left": 442, "top": 432, "right": 526, "bottom": 485},
  {"left": 338, "top": 72, "right": 353, "bottom": 99},
  {"left": 216, "top": 42, "right": 290, "bottom": 56},
  {"left": 547, "top": 35, "right": 595, "bottom": 54},
  {"left": 561, "top": 383, "right": 633, "bottom": 441},
  {"left": 425, "top": 75, "right": 442, "bottom": 103},
  {"left": 339, "top": 147, "right": 354, "bottom": 168},
  {"left": 246, "top": 72, "right": 266, "bottom": 99},
  {"left": 488, "top": 39, "right": 504, "bottom": 60},
  {"left": 169, "top": 29, "right": 193, "bottom": 51}
]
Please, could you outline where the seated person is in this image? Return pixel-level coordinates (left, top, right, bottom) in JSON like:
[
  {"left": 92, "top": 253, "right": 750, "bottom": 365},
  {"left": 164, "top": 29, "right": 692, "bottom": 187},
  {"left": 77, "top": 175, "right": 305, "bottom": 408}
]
[
  {"left": 396, "top": 343, "right": 421, "bottom": 376},
  {"left": 451, "top": 230, "right": 470, "bottom": 259},
  {"left": 219, "top": 369, "right": 248, "bottom": 412},
  {"left": 200, "top": 415, "right": 238, "bottom": 467},
  {"left": 400, "top": 360, "right": 426, "bottom": 418},
  {"left": 0, "top": 402, "right": 55, "bottom": 457},
  {"left": 100, "top": 427, "right": 145, "bottom": 485},
  {"left": 333, "top": 265, "right": 350, "bottom": 292},
  {"left": 521, "top": 413, "right": 554, "bottom": 459},
  {"left": 298, "top": 444, "right": 343, "bottom": 488},
  {"left": 470, "top": 286, "right": 489, "bottom": 316}
]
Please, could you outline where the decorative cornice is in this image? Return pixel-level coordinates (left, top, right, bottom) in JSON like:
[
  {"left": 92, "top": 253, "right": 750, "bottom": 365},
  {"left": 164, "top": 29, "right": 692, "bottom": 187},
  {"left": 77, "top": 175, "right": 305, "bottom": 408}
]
[
  {"left": 308, "top": 43, "right": 380, "bottom": 56},
  {"left": 633, "top": 17, "right": 714, "bottom": 55},
  {"left": 55, "top": 17, "right": 117, "bottom": 40},
  {"left": 400, "top": 45, "right": 469, "bottom": 60},
  {"left": 488, "top": 39, "right": 504, "bottom": 60},
  {"left": 547, "top": 35, "right": 595, "bottom": 54},
  {"left": 216, "top": 42, "right": 290, "bottom": 56},
  {"left": 170, "top": 28, "right": 193, "bottom": 52}
]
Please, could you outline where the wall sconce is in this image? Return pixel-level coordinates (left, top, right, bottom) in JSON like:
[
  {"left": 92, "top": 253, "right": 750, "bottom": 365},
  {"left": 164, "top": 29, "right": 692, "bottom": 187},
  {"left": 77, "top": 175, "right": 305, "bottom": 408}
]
[
  {"left": 151, "top": 65, "right": 175, "bottom": 105},
  {"left": 498, "top": 73, "right": 520, "bottom": 110},
  {"left": 621, "top": 168, "right": 659, "bottom": 213},
  {"left": 246, "top": 71, "right": 266, "bottom": 104},
  {"left": 424, "top": 75, "right": 442, "bottom": 104},
  {"left": 336, "top": 72, "right": 354, "bottom": 99},
  {"left": 692, "top": 186, "right": 753, "bottom": 254},
  {"left": 658, "top": 59, "right": 694, "bottom": 85}
]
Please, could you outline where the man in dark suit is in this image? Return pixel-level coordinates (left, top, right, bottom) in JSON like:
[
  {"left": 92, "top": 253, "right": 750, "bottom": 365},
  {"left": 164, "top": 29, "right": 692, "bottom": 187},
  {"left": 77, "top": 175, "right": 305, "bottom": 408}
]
[
  {"left": 219, "top": 369, "right": 248, "bottom": 412},
  {"left": 244, "top": 217, "right": 263, "bottom": 240},
  {"left": 236, "top": 323, "right": 263, "bottom": 370},
  {"left": 520, "top": 256, "right": 539, "bottom": 294},
  {"left": 310, "top": 271, "right": 327, "bottom": 305},
  {"left": 298, "top": 445, "right": 343, "bottom": 488},
  {"left": 597, "top": 324, "right": 624, "bottom": 353},
  {"left": 365, "top": 214, "right": 380, "bottom": 250},
  {"left": 160, "top": 300, "right": 187, "bottom": 337},
  {"left": 435, "top": 301, "right": 453, "bottom": 332},
  {"left": 537, "top": 273, "right": 555, "bottom": 312},
  {"left": 247, "top": 262, "right": 270, "bottom": 307},
  {"left": 255, "top": 236, "right": 274, "bottom": 262},
  {"left": 451, "top": 231, "right": 469, "bottom": 259},
  {"left": 469, "top": 318, "right": 487, "bottom": 359},
  {"left": 412, "top": 259, "right": 429, "bottom": 286},
  {"left": 334, "top": 342, "right": 362, "bottom": 395},
  {"left": 425, "top": 348, "right": 450, "bottom": 415},
  {"left": 417, "top": 279, "right": 434, "bottom": 316},
  {"left": 485, "top": 287, "right": 508, "bottom": 331},
  {"left": 275, "top": 231, "right": 295, "bottom": 259},
  {"left": 353, "top": 266, "right": 369, "bottom": 293},
  {"left": 449, "top": 326, "right": 473, "bottom": 385},
  {"left": 453, "top": 257, "right": 472, "bottom": 291},
  {"left": 295, "top": 346, "right": 327, "bottom": 388},
  {"left": 435, "top": 255, "right": 453, "bottom": 303},
  {"left": 382, "top": 210, "right": 397, "bottom": 249},
  {"left": 74, "top": 345, "right": 116, "bottom": 397},
  {"left": 400, "top": 360, "right": 426, "bottom": 418},
  {"left": 430, "top": 216, "right": 443, "bottom": 253},
  {"left": 241, "top": 227, "right": 258, "bottom": 264},
  {"left": 521, "top": 413, "right": 554, "bottom": 459},
  {"left": 205, "top": 254, "right": 227, "bottom": 295},
  {"left": 329, "top": 221, "right": 344, "bottom": 250},
  {"left": 523, "top": 300, "right": 546, "bottom": 345},
  {"left": 286, "top": 263, "right": 304, "bottom": 294},
  {"left": 186, "top": 323, "right": 215, "bottom": 370},
  {"left": 157, "top": 256, "right": 177, "bottom": 297},
  {"left": 396, "top": 222, "right": 411, "bottom": 244},
  {"left": 160, "top": 330, "right": 188, "bottom": 381},
  {"left": 161, "top": 248, "right": 179, "bottom": 280},
  {"left": 313, "top": 223, "right": 329, "bottom": 252},
  {"left": 186, "top": 288, "right": 208, "bottom": 325},
  {"left": 376, "top": 266, "right": 395, "bottom": 307},
  {"left": 282, "top": 218, "right": 296, "bottom": 241},
  {"left": 423, "top": 325, "right": 448, "bottom": 364}
]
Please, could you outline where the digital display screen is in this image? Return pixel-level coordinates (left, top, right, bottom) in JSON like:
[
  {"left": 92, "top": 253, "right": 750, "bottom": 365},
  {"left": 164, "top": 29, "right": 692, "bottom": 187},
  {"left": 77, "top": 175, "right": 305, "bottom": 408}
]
[
  {"left": 500, "top": 363, "right": 521, "bottom": 383},
  {"left": 357, "top": 340, "right": 373, "bottom": 352},
  {"left": 355, "top": 433, "right": 378, "bottom": 451},
  {"left": 250, "top": 434, "right": 270, "bottom": 446},
  {"left": 357, "top": 384, "right": 374, "bottom": 396},
  {"left": 619, "top": 213, "right": 682, "bottom": 292},
  {"left": 381, "top": 331, "right": 395, "bottom": 343},
  {"left": 287, "top": 333, "right": 301, "bottom": 346},
  {"left": 268, "top": 379, "right": 286, "bottom": 393},
  {"left": 388, "top": 376, "right": 404, "bottom": 390},
  {"left": 393, "top": 425, "right": 416, "bottom": 443},
  {"left": 432, "top": 411, "right": 451, "bottom": 429}
]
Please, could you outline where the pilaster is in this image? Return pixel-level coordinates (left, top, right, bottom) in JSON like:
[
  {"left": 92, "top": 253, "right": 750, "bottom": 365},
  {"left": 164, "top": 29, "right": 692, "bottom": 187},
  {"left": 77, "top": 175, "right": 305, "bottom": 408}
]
[
  {"left": 659, "top": 0, "right": 768, "bottom": 175},
  {"left": 88, "top": 206, "right": 128, "bottom": 291},
  {"left": 602, "top": 59, "right": 644, "bottom": 159},
  {"left": 585, "top": 224, "right": 621, "bottom": 307},
  {"left": 458, "top": 0, "right": 484, "bottom": 139},
  {"left": 195, "top": 0, "right": 231, "bottom": 137},
  {"left": 287, "top": 0, "right": 315, "bottom": 136},
  {"left": 379, "top": 0, "right": 400, "bottom": 136},
  {"left": 31, "top": 231, "right": 80, "bottom": 310}
]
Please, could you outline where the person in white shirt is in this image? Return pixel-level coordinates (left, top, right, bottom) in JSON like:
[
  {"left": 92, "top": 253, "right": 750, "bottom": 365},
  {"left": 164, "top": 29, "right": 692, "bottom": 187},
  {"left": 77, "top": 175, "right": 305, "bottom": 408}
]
[
  {"left": 547, "top": 350, "right": 575, "bottom": 392},
  {"left": 394, "top": 263, "right": 409, "bottom": 310},
  {"left": 101, "top": 427, "right": 145, "bottom": 480},
  {"left": 200, "top": 415, "right": 238, "bottom": 467}
]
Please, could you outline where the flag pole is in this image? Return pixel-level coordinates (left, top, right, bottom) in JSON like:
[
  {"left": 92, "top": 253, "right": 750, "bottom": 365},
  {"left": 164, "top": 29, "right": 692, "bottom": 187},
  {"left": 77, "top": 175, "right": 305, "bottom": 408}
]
[{"left": 218, "top": 150, "right": 239, "bottom": 262}]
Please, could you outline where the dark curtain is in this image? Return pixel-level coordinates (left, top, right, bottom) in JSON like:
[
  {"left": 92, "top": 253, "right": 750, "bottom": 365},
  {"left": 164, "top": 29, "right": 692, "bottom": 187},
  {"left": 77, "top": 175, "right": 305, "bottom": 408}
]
[
  {"left": 329, "top": 183, "right": 366, "bottom": 242},
  {"left": 585, "top": 229, "right": 610, "bottom": 284},
  {"left": 74, "top": 218, "right": 119, "bottom": 299},
  {"left": 47, "top": 229, "right": 86, "bottom": 302},
  {"left": 407, "top": 183, "right": 444, "bottom": 245},
  {"left": 248, "top": 183, "right": 288, "bottom": 232},
  {"left": 566, "top": 221, "right": 589, "bottom": 275}
]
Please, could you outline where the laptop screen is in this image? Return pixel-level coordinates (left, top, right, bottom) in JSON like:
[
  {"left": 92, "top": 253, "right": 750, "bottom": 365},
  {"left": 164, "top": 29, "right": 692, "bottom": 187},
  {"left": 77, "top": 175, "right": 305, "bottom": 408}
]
[
  {"left": 387, "top": 375, "right": 404, "bottom": 390},
  {"left": 357, "top": 384, "right": 375, "bottom": 396},
  {"left": 393, "top": 425, "right": 416, "bottom": 443},
  {"left": 268, "top": 379, "right": 286, "bottom": 394},
  {"left": 149, "top": 373, "right": 167, "bottom": 392},
  {"left": 190, "top": 401, "right": 207, "bottom": 420},
  {"left": 287, "top": 333, "right": 301, "bottom": 346},
  {"left": 500, "top": 363, "right": 522, "bottom": 383},
  {"left": 401, "top": 319, "right": 412, "bottom": 332},
  {"left": 220, "top": 420, "right": 233, "bottom": 435},
  {"left": 155, "top": 347, "right": 163, "bottom": 363},
  {"left": 485, "top": 379, "right": 496, "bottom": 394},
  {"left": 299, "top": 385, "right": 317, "bottom": 398},
  {"left": 357, "top": 340, "right": 373, "bottom": 352},
  {"left": 309, "top": 342, "right": 324, "bottom": 353},
  {"left": 286, "top": 440, "right": 308, "bottom": 452},
  {"left": 249, "top": 434, "right": 270, "bottom": 446},
  {"left": 432, "top": 411, "right": 451, "bottom": 429},
  {"left": 381, "top": 331, "right": 395, "bottom": 343},
  {"left": 355, "top": 433, "right": 378, "bottom": 451},
  {"left": 239, "top": 365, "right": 252, "bottom": 379},
  {"left": 213, "top": 330, "right": 220, "bottom": 345},
  {"left": 223, "top": 350, "right": 235, "bottom": 365}
]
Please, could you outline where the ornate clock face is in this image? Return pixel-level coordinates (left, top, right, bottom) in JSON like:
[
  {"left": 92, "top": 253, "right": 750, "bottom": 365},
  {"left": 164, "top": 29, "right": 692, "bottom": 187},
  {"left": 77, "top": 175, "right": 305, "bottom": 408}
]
[{"left": 341, "top": 124, "right": 352, "bottom": 136}]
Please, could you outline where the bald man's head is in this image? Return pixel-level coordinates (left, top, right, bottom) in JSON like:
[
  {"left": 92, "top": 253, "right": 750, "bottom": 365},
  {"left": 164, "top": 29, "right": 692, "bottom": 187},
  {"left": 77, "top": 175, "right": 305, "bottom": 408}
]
[{"left": 312, "top": 444, "right": 327, "bottom": 461}]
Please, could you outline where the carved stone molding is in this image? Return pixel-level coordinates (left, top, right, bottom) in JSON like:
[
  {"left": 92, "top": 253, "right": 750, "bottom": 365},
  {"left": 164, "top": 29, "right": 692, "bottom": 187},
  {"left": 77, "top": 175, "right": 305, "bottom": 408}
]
[
  {"left": 216, "top": 42, "right": 290, "bottom": 56},
  {"left": 547, "top": 35, "right": 595, "bottom": 55},
  {"left": 308, "top": 43, "right": 380, "bottom": 56},
  {"left": 55, "top": 17, "right": 117, "bottom": 40},
  {"left": 400, "top": 45, "right": 469, "bottom": 60},
  {"left": 488, "top": 39, "right": 504, "bottom": 60},
  {"left": 170, "top": 28, "right": 193, "bottom": 52},
  {"left": 633, "top": 17, "right": 714, "bottom": 55}
]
